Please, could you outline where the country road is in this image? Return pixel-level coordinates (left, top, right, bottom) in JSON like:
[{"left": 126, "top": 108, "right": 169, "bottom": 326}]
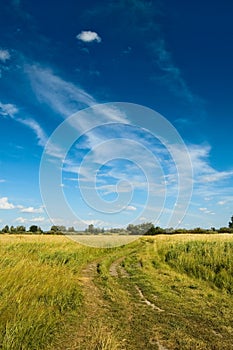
[
  {"left": 49, "top": 236, "right": 233, "bottom": 350},
  {"left": 54, "top": 251, "right": 169, "bottom": 350}
]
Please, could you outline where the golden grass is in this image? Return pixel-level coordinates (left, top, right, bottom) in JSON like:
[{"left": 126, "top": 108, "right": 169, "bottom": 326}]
[
  {"left": 0, "top": 235, "right": 105, "bottom": 349},
  {"left": 0, "top": 233, "right": 233, "bottom": 349}
]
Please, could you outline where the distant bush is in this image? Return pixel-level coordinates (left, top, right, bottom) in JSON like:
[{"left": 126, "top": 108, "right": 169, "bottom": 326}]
[{"left": 218, "top": 227, "right": 233, "bottom": 233}]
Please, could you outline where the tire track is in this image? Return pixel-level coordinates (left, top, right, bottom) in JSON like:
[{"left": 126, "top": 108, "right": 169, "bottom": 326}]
[{"left": 109, "top": 256, "right": 169, "bottom": 350}]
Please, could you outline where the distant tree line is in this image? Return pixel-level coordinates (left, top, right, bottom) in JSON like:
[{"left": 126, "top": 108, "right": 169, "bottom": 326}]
[
  {"left": 1, "top": 216, "right": 233, "bottom": 235},
  {"left": 85, "top": 224, "right": 105, "bottom": 234},
  {"left": 0, "top": 225, "right": 75, "bottom": 235},
  {"left": 0, "top": 225, "right": 43, "bottom": 234},
  {"left": 126, "top": 220, "right": 233, "bottom": 235}
]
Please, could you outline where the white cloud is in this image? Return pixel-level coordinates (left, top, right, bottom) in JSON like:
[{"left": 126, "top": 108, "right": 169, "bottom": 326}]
[
  {"left": 198, "top": 207, "right": 215, "bottom": 215},
  {"left": 0, "top": 49, "right": 10, "bottom": 62},
  {"left": 25, "top": 65, "right": 129, "bottom": 125},
  {"left": 125, "top": 205, "right": 137, "bottom": 211},
  {"left": 0, "top": 102, "right": 18, "bottom": 117},
  {"left": 188, "top": 144, "right": 233, "bottom": 184},
  {"left": 218, "top": 200, "right": 226, "bottom": 205},
  {"left": 30, "top": 217, "right": 45, "bottom": 222},
  {"left": 15, "top": 217, "right": 27, "bottom": 223},
  {"left": 0, "top": 179, "right": 6, "bottom": 183},
  {"left": 18, "top": 118, "right": 47, "bottom": 146},
  {"left": 25, "top": 64, "right": 96, "bottom": 117},
  {"left": 25, "top": 65, "right": 129, "bottom": 160},
  {"left": 76, "top": 31, "right": 101, "bottom": 43},
  {"left": 20, "top": 206, "right": 44, "bottom": 213},
  {"left": 199, "top": 171, "right": 233, "bottom": 183},
  {"left": 83, "top": 219, "right": 105, "bottom": 227},
  {"left": 0, "top": 101, "right": 47, "bottom": 147},
  {"left": 24, "top": 65, "right": 233, "bottom": 228},
  {"left": 0, "top": 197, "right": 15, "bottom": 210},
  {"left": 216, "top": 197, "right": 233, "bottom": 206},
  {"left": 16, "top": 216, "right": 45, "bottom": 223}
]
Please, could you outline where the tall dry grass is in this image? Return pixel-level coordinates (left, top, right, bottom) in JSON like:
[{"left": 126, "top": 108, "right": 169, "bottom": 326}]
[{"left": 0, "top": 235, "right": 108, "bottom": 350}]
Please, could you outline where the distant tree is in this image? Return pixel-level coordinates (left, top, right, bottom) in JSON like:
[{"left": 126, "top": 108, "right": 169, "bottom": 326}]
[
  {"left": 218, "top": 227, "right": 230, "bottom": 233},
  {"left": 16, "top": 226, "right": 26, "bottom": 232},
  {"left": 172, "top": 228, "right": 188, "bottom": 234},
  {"left": 49, "top": 225, "right": 65, "bottom": 234},
  {"left": 58, "top": 225, "right": 66, "bottom": 232},
  {"left": 126, "top": 224, "right": 134, "bottom": 233},
  {"left": 144, "top": 225, "right": 165, "bottom": 235},
  {"left": 16, "top": 225, "right": 26, "bottom": 232},
  {"left": 10, "top": 225, "right": 15, "bottom": 233},
  {"left": 2, "top": 225, "right": 9, "bottom": 233},
  {"left": 109, "top": 228, "right": 121, "bottom": 233},
  {"left": 87, "top": 224, "right": 94, "bottom": 233},
  {"left": 191, "top": 227, "right": 207, "bottom": 234},
  {"left": 127, "top": 222, "right": 155, "bottom": 235},
  {"left": 68, "top": 226, "right": 75, "bottom": 232},
  {"left": 29, "top": 225, "right": 38, "bottom": 233},
  {"left": 229, "top": 216, "right": 233, "bottom": 228},
  {"left": 50, "top": 225, "right": 59, "bottom": 232}
]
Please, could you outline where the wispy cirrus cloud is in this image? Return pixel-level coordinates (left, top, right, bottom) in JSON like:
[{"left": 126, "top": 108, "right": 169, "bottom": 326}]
[
  {"left": 18, "top": 118, "right": 47, "bottom": 146},
  {"left": 25, "top": 64, "right": 128, "bottom": 157},
  {"left": 188, "top": 144, "right": 233, "bottom": 184},
  {"left": 25, "top": 64, "right": 129, "bottom": 125},
  {"left": 25, "top": 64, "right": 96, "bottom": 117},
  {"left": 24, "top": 64, "right": 232, "bottom": 228},
  {"left": 150, "top": 38, "right": 196, "bottom": 103},
  {"left": 0, "top": 101, "right": 47, "bottom": 146}
]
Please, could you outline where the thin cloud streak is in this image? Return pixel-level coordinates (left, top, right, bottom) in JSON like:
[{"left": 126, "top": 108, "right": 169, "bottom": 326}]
[
  {"left": 150, "top": 38, "right": 197, "bottom": 104},
  {"left": 25, "top": 64, "right": 96, "bottom": 117},
  {"left": 18, "top": 118, "right": 47, "bottom": 146},
  {"left": 0, "top": 101, "right": 47, "bottom": 147}
]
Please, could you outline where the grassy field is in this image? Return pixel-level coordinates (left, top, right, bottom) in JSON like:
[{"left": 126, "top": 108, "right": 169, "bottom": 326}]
[{"left": 0, "top": 234, "right": 233, "bottom": 349}]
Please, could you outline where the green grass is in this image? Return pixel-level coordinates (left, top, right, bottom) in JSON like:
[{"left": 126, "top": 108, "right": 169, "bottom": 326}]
[
  {"left": 120, "top": 235, "right": 233, "bottom": 349},
  {"left": 158, "top": 238, "right": 233, "bottom": 293},
  {"left": 0, "top": 234, "right": 233, "bottom": 349},
  {"left": 0, "top": 235, "right": 110, "bottom": 350}
]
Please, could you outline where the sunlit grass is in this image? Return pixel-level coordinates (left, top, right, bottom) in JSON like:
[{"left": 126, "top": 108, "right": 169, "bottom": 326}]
[
  {"left": 0, "top": 233, "right": 233, "bottom": 349},
  {"left": 158, "top": 237, "right": 233, "bottom": 292},
  {"left": 0, "top": 235, "right": 108, "bottom": 350}
]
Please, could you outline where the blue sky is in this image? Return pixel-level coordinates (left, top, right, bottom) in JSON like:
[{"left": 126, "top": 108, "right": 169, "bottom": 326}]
[{"left": 0, "top": 0, "right": 233, "bottom": 230}]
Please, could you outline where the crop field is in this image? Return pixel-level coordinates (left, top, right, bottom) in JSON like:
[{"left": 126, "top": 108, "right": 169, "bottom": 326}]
[{"left": 0, "top": 234, "right": 233, "bottom": 350}]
